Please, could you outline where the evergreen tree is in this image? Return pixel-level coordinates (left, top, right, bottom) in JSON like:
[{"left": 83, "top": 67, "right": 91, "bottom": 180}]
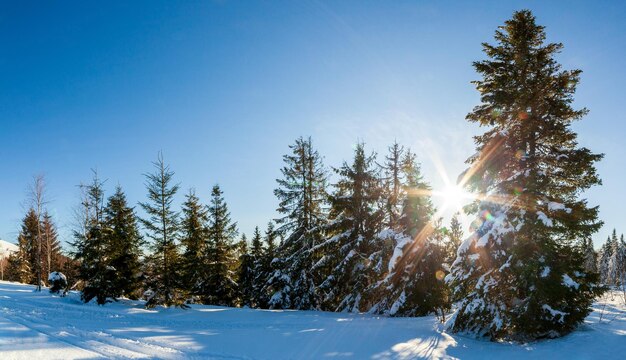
[
  {"left": 607, "top": 232, "right": 626, "bottom": 286},
  {"left": 447, "top": 10, "right": 604, "bottom": 340},
  {"left": 104, "top": 186, "right": 144, "bottom": 299},
  {"left": 139, "top": 153, "right": 185, "bottom": 308},
  {"left": 16, "top": 209, "right": 39, "bottom": 285},
  {"left": 582, "top": 238, "right": 597, "bottom": 274},
  {"left": 41, "top": 212, "right": 62, "bottom": 277},
  {"left": 73, "top": 172, "right": 115, "bottom": 304},
  {"left": 255, "top": 222, "right": 278, "bottom": 308},
  {"left": 598, "top": 234, "right": 615, "bottom": 283},
  {"left": 180, "top": 189, "right": 209, "bottom": 300},
  {"left": 368, "top": 149, "right": 447, "bottom": 317},
  {"left": 316, "top": 142, "right": 384, "bottom": 312},
  {"left": 236, "top": 234, "right": 255, "bottom": 307},
  {"left": 202, "top": 185, "right": 238, "bottom": 306},
  {"left": 6, "top": 230, "right": 32, "bottom": 284},
  {"left": 266, "top": 137, "right": 328, "bottom": 310},
  {"left": 446, "top": 213, "right": 464, "bottom": 265}
]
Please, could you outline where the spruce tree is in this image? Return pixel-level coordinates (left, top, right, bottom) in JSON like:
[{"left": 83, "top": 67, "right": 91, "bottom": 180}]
[
  {"left": 236, "top": 234, "right": 255, "bottom": 307},
  {"left": 446, "top": 213, "right": 464, "bottom": 265},
  {"left": 582, "top": 238, "right": 597, "bottom": 274},
  {"left": 316, "top": 142, "right": 384, "bottom": 312},
  {"left": 266, "top": 137, "right": 328, "bottom": 310},
  {"left": 41, "top": 212, "right": 62, "bottom": 277},
  {"left": 255, "top": 222, "right": 278, "bottom": 308},
  {"left": 368, "top": 149, "right": 447, "bottom": 317},
  {"left": 104, "top": 186, "right": 144, "bottom": 299},
  {"left": 447, "top": 10, "right": 604, "bottom": 340},
  {"left": 6, "top": 231, "right": 32, "bottom": 284},
  {"left": 180, "top": 189, "right": 209, "bottom": 300},
  {"left": 202, "top": 185, "right": 238, "bottom": 306},
  {"left": 16, "top": 209, "right": 39, "bottom": 285},
  {"left": 139, "top": 153, "right": 185, "bottom": 308},
  {"left": 73, "top": 172, "right": 115, "bottom": 304},
  {"left": 598, "top": 234, "right": 614, "bottom": 284}
]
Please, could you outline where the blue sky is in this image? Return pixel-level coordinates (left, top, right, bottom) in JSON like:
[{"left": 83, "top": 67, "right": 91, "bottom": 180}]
[{"left": 1, "top": 1, "right": 624, "bottom": 248}]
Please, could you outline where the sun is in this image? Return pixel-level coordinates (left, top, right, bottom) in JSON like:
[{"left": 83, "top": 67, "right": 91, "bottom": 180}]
[{"left": 438, "top": 184, "right": 474, "bottom": 212}]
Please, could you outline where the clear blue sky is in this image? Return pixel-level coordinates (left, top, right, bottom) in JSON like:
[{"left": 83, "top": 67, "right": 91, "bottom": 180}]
[{"left": 1, "top": 1, "right": 624, "bottom": 248}]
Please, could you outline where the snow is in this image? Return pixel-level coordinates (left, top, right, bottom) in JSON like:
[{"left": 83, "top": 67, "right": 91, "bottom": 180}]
[
  {"left": 536, "top": 211, "right": 553, "bottom": 227},
  {"left": 0, "top": 239, "right": 18, "bottom": 259},
  {"left": 562, "top": 274, "right": 580, "bottom": 289},
  {"left": 48, "top": 272, "right": 67, "bottom": 283},
  {"left": 1, "top": 281, "right": 625, "bottom": 359}
]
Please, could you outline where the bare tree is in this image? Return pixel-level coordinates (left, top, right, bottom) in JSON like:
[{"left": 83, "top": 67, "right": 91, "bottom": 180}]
[{"left": 28, "top": 174, "right": 47, "bottom": 291}]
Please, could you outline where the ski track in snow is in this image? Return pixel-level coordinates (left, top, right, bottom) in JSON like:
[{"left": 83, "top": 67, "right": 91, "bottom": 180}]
[{"left": 0, "top": 281, "right": 625, "bottom": 359}]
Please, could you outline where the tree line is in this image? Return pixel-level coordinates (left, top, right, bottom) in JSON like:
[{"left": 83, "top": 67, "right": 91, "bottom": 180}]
[{"left": 3, "top": 10, "right": 608, "bottom": 341}]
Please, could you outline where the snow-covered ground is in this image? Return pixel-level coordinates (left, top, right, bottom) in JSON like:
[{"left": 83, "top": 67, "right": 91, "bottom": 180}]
[{"left": 0, "top": 281, "right": 624, "bottom": 359}]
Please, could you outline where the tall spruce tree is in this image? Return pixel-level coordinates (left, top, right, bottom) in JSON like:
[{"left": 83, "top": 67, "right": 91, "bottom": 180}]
[
  {"left": 249, "top": 226, "right": 265, "bottom": 307},
  {"left": 236, "top": 234, "right": 255, "bottom": 307},
  {"left": 202, "top": 185, "right": 238, "bottom": 306},
  {"left": 316, "top": 142, "right": 384, "bottom": 312},
  {"left": 7, "top": 227, "right": 32, "bottom": 284},
  {"left": 104, "top": 186, "right": 143, "bottom": 299},
  {"left": 447, "top": 10, "right": 605, "bottom": 340},
  {"left": 598, "top": 233, "right": 615, "bottom": 283},
  {"left": 368, "top": 148, "right": 447, "bottom": 317},
  {"left": 266, "top": 137, "right": 328, "bottom": 310},
  {"left": 41, "top": 212, "right": 62, "bottom": 277},
  {"left": 139, "top": 153, "right": 185, "bottom": 308},
  {"left": 180, "top": 189, "right": 209, "bottom": 300},
  {"left": 16, "top": 209, "right": 39, "bottom": 285},
  {"left": 73, "top": 172, "right": 115, "bottom": 304}
]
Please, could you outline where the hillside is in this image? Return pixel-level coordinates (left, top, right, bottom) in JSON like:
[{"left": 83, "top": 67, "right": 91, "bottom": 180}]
[
  {"left": 0, "top": 239, "right": 18, "bottom": 259},
  {"left": 0, "top": 281, "right": 624, "bottom": 359}
]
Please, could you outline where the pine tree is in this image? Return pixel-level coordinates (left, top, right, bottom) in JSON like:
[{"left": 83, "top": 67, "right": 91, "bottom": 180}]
[
  {"left": 255, "top": 222, "right": 278, "bottom": 308},
  {"left": 607, "top": 232, "right": 626, "bottom": 286},
  {"left": 368, "top": 149, "right": 447, "bottom": 317},
  {"left": 6, "top": 230, "right": 32, "bottom": 284},
  {"left": 104, "top": 186, "right": 144, "bottom": 299},
  {"left": 202, "top": 185, "right": 238, "bottom": 306},
  {"left": 266, "top": 137, "right": 328, "bottom": 310},
  {"left": 598, "top": 234, "right": 614, "bottom": 283},
  {"left": 180, "top": 189, "right": 209, "bottom": 300},
  {"left": 15, "top": 209, "right": 39, "bottom": 285},
  {"left": 582, "top": 238, "right": 597, "bottom": 274},
  {"left": 73, "top": 172, "right": 115, "bottom": 304},
  {"left": 236, "top": 234, "right": 255, "bottom": 307},
  {"left": 41, "top": 212, "right": 62, "bottom": 277},
  {"left": 447, "top": 10, "right": 604, "bottom": 340},
  {"left": 139, "top": 153, "right": 185, "bottom": 308},
  {"left": 446, "top": 213, "right": 464, "bottom": 265},
  {"left": 316, "top": 142, "right": 384, "bottom": 312}
]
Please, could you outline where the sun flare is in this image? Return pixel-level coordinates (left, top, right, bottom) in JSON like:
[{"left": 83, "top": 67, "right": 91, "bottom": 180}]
[{"left": 438, "top": 184, "right": 475, "bottom": 212}]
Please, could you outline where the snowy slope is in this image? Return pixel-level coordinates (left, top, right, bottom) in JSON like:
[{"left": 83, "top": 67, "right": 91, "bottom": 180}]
[
  {"left": 0, "top": 281, "right": 624, "bottom": 359},
  {"left": 0, "top": 239, "right": 18, "bottom": 259}
]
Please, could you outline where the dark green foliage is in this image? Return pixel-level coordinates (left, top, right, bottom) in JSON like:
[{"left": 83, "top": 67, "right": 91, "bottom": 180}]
[
  {"left": 139, "top": 153, "right": 186, "bottom": 308},
  {"left": 445, "top": 213, "right": 464, "bottom": 265},
  {"left": 266, "top": 137, "right": 328, "bottom": 310},
  {"left": 104, "top": 186, "right": 144, "bottom": 299},
  {"left": 368, "top": 147, "right": 447, "bottom": 317},
  {"left": 73, "top": 172, "right": 115, "bottom": 305},
  {"left": 317, "top": 142, "right": 385, "bottom": 312},
  {"left": 180, "top": 189, "right": 210, "bottom": 300},
  {"left": 447, "top": 10, "right": 605, "bottom": 340},
  {"left": 236, "top": 234, "right": 255, "bottom": 307},
  {"left": 202, "top": 185, "right": 238, "bottom": 306}
]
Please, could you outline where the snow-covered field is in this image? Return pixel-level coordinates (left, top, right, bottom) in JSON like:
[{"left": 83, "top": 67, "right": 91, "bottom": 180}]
[{"left": 0, "top": 281, "right": 624, "bottom": 359}]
